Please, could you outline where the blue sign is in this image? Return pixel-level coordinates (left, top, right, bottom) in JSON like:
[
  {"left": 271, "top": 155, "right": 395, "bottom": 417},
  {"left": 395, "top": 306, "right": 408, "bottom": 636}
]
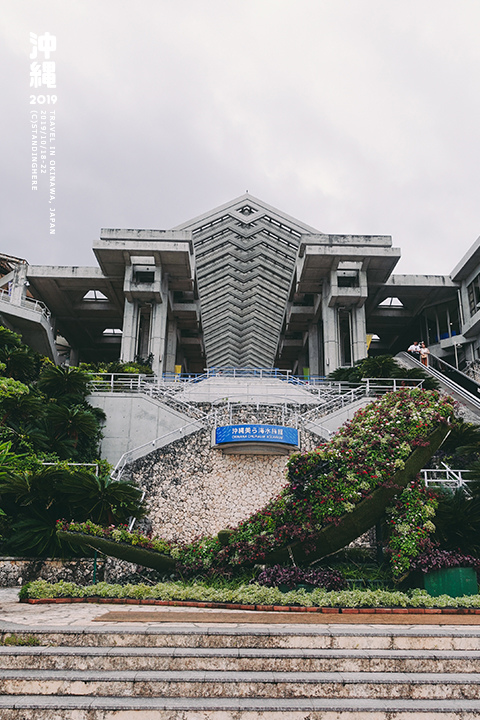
[{"left": 215, "top": 424, "right": 299, "bottom": 446}]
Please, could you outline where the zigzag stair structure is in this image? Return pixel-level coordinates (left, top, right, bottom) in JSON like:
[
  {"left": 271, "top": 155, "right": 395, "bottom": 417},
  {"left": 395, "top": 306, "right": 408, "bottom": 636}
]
[{"left": 174, "top": 196, "right": 314, "bottom": 368}]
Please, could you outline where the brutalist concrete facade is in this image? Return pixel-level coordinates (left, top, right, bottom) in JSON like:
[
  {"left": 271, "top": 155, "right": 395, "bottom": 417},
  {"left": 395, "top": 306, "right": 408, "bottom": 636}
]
[{"left": 0, "top": 194, "right": 478, "bottom": 374}]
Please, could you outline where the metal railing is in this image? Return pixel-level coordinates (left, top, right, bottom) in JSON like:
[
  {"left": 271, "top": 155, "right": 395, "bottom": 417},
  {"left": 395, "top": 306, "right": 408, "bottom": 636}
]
[
  {"left": 300, "top": 386, "right": 367, "bottom": 424},
  {"left": 89, "top": 373, "right": 154, "bottom": 392},
  {"left": 89, "top": 373, "right": 208, "bottom": 421},
  {"left": 422, "top": 464, "right": 472, "bottom": 492},
  {"left": 428, "top": 353, "right": 480, "bottom": 399},
  {"left": 399, "top": 351, "right": 480, "bottom": 413},
  {"left": 90, "top": 374, "right": 427, "bottom": 429},
  {"left": 113, "top": 415, "right": 210, "bottom": 480},
  {"left": 212, "top": 398, "right": 301, "bottom": 430},
  {"left": 0, "top": 287, "right": 52, "bottom": 322},
  {"left": 203, "top": 367, "right": 304, "bottom": 380}
]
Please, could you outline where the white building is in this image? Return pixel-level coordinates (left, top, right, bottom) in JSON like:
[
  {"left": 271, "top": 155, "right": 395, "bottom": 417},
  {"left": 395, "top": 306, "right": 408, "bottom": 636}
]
[{"left": 0, "top": 194, "right": 477, "bottom": 375}]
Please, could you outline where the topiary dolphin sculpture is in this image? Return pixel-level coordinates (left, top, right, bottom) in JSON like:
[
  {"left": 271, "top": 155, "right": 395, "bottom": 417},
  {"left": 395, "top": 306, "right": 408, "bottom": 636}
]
[{"left": 58, "top": 388, "right": 454, "bottom": 573}]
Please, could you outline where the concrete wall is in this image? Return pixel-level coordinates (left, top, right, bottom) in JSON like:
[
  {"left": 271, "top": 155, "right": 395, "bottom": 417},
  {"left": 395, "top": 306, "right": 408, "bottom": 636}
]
[
  {"left": 88, "top": 393, "right": 192, "bottom": 465},
  {"left": 0, "top": 557, "right": 141, "bottom": 587}
]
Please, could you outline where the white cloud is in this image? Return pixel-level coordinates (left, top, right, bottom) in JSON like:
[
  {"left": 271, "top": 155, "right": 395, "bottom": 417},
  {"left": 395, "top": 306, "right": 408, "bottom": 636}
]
[{"left": 0, "top": 0, "right": 479, "bottom": 274}]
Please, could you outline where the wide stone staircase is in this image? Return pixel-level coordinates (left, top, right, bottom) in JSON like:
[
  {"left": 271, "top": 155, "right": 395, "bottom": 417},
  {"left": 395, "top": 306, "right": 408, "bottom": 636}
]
[{"left": 1, "top": 623, "right": 480, "bottom": 717}]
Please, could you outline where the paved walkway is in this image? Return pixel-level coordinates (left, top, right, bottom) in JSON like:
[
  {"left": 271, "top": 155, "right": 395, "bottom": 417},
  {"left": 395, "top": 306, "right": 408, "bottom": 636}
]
[{"left": 3, "top": 588, "right": 480, "bottom": 632}]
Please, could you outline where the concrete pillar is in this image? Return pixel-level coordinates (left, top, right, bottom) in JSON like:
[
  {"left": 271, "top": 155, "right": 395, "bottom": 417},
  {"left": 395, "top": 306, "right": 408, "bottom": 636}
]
[
  {"left": 120, "top": 298, "right": 139, "bottom": 363},
  {"left": 351, "top": 305, "right": 368, "bottom": 363},
  {"left": 10, "top": 263, "right": 27, "bottom": 306},
  {"left": 149, "top": 301, "right": 168, "bottom": 376},
  {"left": 308, "top": 323, "right": 319, "bottom": 376},
  {"left": 164, "top": 318, "right": 178, "bottom": 374},
  {"left": 69, "top": 348, "right": 79, "bottom": 366},
  {"left": 321, "top": 299, "right": 339, "bottom": 373}
]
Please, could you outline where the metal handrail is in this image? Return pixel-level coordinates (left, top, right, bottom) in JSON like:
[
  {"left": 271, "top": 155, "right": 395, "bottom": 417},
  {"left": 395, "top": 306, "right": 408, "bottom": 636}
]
[
  {"left": 113, "top": 415, "right": 211, "bottom": 480},
  {"left": 428, "top": 352, "right": 480, "bottom": 397},
  {"left": 0, "top": 287, "right": 52, "bottom": 321},
  {"left": 399, "top": 351, "right": 480, "bottom": 412},
  {"left": 422, "top": 466, "right": 472, "bottom": 491},
  {"left": 300, "top": 386, "right": 367, "bottom": 424},
  {"left": 89, "top": 374, "right": 208, "bottom": 421}
]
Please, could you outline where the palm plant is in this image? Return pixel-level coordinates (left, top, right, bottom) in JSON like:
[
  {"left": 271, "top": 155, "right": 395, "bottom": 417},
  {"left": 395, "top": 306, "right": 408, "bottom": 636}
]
[
  {"left": 434, "top": 420, "right": 480, "bottom": 469},
  {"left": 37, "top": 365, "right": 92, "bottom": 404},
  {"left": 60, "top": 470, "right": 146, "bottom": 525},
  {"left": 432, "top": 485, "right": 480, "bottom": 556},
  {"left": 0, "top": 464, "right": 145, "bottom": 557},
  {"left": 0, "top": 327, "right": 40, "bottom": 382},
  {"left": 42, "top": 404, "right": 101, "bottom": 460}
]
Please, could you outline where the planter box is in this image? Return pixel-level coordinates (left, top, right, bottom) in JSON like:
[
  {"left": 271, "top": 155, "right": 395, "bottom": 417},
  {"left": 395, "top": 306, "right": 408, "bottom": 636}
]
[{"left": 422, "top": 567, "right": 478, "bottom": 597}]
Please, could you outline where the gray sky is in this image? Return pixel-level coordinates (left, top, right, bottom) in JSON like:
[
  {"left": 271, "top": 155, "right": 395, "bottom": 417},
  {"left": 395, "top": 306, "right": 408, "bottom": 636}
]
[{"left": 2, "top": 0, "right": 480, "bottom": 274}]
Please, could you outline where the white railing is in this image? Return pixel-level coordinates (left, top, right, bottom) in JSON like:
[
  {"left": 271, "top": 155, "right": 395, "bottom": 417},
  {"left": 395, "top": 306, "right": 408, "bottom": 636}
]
[
  {"left": 113, "top": 415, "right": 210, "bottom": 480},
  {"left": 90, "top": 374, "right": 426, "bottom": 428},
  {"left": 204, "top": 367, "right": 301, "bottom": 380},
  {"left": 89, "top": 373, "right": 207, "bottom": 421},
  {"left": 90, "top": 373, "right": 423, "bottom": 393},
  {"left": 212, "top": 398, "right": 300, "bottom": 431},
  {"left": 361, "top": 378, "right": 424, "bottom": 393},
  {"left": 89, "top": 373, "right": 154, "bottom": 393},
  {"left": 0, "top": 287, "right": 52, "bottom": 322},
  {"left": 300, "top": 386, "right": 367, "bottom": 424},
  {"left": 422, "top": 464, "right": 472, "bottom": 492}
]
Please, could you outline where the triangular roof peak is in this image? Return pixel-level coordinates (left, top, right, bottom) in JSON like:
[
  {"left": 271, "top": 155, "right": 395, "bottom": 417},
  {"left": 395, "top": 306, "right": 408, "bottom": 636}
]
[{"left": 172, "top": 193, "right": 321, "bottom": 235}]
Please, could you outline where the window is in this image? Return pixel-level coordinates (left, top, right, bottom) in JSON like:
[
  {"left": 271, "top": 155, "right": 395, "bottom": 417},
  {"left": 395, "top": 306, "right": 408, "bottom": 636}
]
[
  {"left": 82, "top": 290, "right": 108, "bottom": 301},
  {"left": 467, "top": 274, "right": 480, "bottom": 317}
]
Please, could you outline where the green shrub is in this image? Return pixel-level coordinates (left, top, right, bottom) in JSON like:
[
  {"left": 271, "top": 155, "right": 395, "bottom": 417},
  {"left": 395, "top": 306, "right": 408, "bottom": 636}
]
[{"left": 19, "top": 578, "right": 480, "bottom": 607}]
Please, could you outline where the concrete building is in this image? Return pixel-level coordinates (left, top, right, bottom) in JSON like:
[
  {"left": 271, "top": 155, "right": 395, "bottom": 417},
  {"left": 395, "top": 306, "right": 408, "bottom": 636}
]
[{"left": 0, "top": 194, "right": 478, "bottom": 375}]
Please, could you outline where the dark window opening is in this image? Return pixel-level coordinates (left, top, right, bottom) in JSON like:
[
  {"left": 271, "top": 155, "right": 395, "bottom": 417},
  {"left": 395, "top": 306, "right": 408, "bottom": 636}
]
[
  {"left": 134, "top": 271, "right": 155, "bottom": 284},
  {"left": 337, "top": 270, "right": 359, "bottom": 288}
]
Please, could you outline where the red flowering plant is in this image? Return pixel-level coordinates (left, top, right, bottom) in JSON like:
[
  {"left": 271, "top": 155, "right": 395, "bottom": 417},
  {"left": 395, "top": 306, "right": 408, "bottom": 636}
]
[
  {"left": 57, "top": 389, "right": 454, "bottom": 577},
  {"left": 207, "top": 388, "right": 455, "bottom": 571}
]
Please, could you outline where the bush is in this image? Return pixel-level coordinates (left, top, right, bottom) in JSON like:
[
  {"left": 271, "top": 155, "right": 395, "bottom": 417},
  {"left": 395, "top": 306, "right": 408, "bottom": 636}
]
[
  {"left": 19, "top": 578, "right": 480, "bottom": 608},
  {"left": 410, "top": 549, "right": 480, "bottom": 574},
  {"left": 256, "top": 564, "right": 346, "bottom": 590}
]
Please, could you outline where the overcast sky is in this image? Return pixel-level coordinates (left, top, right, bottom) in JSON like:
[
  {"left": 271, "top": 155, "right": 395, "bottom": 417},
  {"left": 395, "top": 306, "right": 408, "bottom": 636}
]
[{"left": 2, "top": 0, "right": 480, "bottom": 275}]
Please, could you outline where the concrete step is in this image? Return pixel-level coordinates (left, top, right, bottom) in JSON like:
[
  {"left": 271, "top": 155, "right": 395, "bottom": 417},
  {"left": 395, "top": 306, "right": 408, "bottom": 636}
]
[
  {"left": 2, "top": 668, "right": 480, "bottom": 699},
  {"left": 3, "top": 625, "right": 480, "bottom": 716},
  {"left": 4, "top": 625, "right": 480, "bottom": 650},
  {"left": 2, "top": 645, "right": 480, "bottom": 673},
  {"left": 2, "top": 696, "right": 480, "bottom": 719}
]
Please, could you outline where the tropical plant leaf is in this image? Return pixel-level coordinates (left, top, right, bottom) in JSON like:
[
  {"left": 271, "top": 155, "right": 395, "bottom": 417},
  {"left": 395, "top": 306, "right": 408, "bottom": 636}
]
[{"left": 37, "top": 365, "right": 91, "bottom": 404}]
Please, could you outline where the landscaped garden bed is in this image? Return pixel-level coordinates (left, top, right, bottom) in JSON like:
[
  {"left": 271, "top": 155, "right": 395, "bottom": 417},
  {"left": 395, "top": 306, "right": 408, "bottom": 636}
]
[{"left": 19, "top": 578, "right": 480, "bottom": 611}]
